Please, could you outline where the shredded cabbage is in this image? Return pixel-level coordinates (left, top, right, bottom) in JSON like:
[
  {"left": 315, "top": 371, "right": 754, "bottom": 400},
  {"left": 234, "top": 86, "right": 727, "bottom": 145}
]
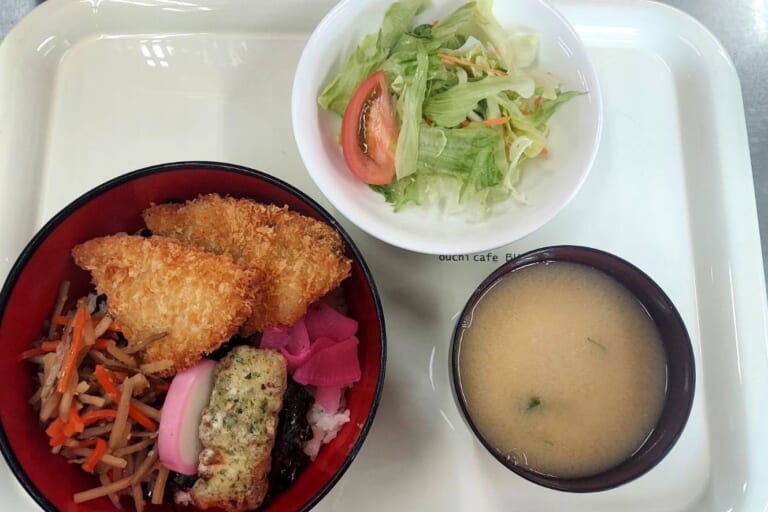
[{"left": 318, "top": 0, "right": 583, "bottom": 216}]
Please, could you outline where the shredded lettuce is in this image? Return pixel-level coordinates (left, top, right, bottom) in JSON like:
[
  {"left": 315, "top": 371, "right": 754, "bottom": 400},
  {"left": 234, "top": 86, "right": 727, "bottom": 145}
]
[
  {"left": 430, "top": 3, "right": 474, "bottom": 48},
  {"left": 394, "top": 42, "right": 429, "bottom": 179},
  {"left": 319, "top": 0, "right": 583, "bottom": 216},
  {"left": 423, "top": 75, "right": 535, "bottom": 127},
  {"left": 318, "top": 0, "right": 428, "bottom": 115},
  {"left": 454, "top": 0, "right": 522, "bottom": 73},
  {"left": 418, "top": 124, "right": 507, "bottom": 186},
  {"left": 528, "top": 90, "right": 585, "bottom": 126}
]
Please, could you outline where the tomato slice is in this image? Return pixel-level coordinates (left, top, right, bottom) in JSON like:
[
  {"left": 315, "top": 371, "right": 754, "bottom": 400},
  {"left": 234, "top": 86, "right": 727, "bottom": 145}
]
[{"left": 341, "top": 70, "right": 399, "bottom": 185}]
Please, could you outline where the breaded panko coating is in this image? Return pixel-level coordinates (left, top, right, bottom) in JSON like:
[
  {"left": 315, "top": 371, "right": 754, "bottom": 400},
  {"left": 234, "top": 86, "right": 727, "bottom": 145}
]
[
  {"left": 142, "top": 194, "right": 352, "bottom": 335},
  {"left": 72, "top": 235, "right": 263, "bottom": 376}
]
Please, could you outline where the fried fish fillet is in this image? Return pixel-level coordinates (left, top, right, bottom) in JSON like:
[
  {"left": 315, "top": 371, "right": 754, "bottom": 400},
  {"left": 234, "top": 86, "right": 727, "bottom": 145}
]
[
  {"left": 142, "top": 194, "right": 352, "bottom": 335},
  {"left": 191, "top": 346, "right": 286, "bottom": 511},
  {"left": 72, "top": 235, "right": 263, "bottom": 376}
]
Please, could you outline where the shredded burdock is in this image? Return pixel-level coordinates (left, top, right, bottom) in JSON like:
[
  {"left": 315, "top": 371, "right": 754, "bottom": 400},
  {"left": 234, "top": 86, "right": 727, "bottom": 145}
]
[{"left": 22, "top": 281, "right": 170, "bottom": 509}]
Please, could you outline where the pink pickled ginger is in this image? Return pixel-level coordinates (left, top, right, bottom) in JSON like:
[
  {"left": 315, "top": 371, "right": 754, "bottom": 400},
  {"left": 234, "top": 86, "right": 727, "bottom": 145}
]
[
  {"left": 313, "top": 386, "right": 343, "bottom": 414},
  {"left": 257, "top": 300, "right": 361, "bottom": 414},
  {"left": 261, "top": 318, "right": 310, "bottom": 355},
  {"left": 305, "top": 302, "right": 358, "bottom": 341},
  {"left": 279, "top": 336, "right": 336, "bottom": 373},
  {"left": 293, "top": 337, "right": 360, "bottom": 387}
]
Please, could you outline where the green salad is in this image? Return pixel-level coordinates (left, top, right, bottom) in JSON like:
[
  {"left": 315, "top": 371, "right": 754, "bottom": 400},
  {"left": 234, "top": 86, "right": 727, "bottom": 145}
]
[{"left": 318, "top": 0, "right": 581, "bottom": 216}]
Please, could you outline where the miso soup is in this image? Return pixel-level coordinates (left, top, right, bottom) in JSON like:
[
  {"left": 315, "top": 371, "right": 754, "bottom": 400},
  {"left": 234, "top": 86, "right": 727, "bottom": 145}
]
[{"left": 457, "top": 261, "right": 667, "bottom": 478}]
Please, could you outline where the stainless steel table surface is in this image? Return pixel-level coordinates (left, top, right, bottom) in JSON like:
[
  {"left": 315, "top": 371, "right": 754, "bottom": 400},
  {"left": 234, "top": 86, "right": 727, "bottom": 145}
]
[{"left": 1, "top": 0, "right": 766, "bottom": 277}]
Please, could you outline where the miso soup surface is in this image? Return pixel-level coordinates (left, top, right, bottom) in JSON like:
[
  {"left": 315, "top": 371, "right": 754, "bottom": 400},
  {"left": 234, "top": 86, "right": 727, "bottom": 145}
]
[{"left": 458, "top": 261, "right": 667, "bottom": 478}]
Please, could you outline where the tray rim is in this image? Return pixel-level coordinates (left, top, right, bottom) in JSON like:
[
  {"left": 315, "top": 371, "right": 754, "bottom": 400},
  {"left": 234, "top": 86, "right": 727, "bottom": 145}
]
[{"left": 0, "top": 0, "right": 765, "bottom": 511}]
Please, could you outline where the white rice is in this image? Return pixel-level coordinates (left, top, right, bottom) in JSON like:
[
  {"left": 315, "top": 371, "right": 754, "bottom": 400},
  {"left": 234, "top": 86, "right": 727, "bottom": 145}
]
[{"left": 303, "top": 404, "right": 350, "bottom": 460}]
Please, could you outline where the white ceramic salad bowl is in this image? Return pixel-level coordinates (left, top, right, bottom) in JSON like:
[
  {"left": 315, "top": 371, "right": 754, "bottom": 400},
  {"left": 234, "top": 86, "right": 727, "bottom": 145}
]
[{"left": 292, "top": 0, "right": 602, "bottom": 255}]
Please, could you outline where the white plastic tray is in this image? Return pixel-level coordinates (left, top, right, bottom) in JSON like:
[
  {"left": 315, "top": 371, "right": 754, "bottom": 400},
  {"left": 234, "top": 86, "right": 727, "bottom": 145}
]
[{"left": 0, "top": 1, "right": 765, "bottom": 511}]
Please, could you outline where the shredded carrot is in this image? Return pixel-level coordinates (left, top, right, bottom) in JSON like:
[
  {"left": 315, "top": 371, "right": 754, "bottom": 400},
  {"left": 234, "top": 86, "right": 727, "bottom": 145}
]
[
  {"left": 49, "top": 432, "right": 68, "bottom": 448},
  {"left": 540, "top": 147, "right": 549, "bottom": 157},
  {"left": 52, "top": 315, "right": 71, "bottom": 326},
  {"left": 108, "top": 321, "right": 126, "bottom": 333},
  {"left": 111, "top": 371, "right": 129, "bottom": 384},
  {"left": 431, "top": 19, "right": 439, "bottom": 28},
  {"left": 41, "top": 340, "right": 61, "bottom": 352},
  {"left": 520, "top": 107, "right": 530, "bottom": 115},
  {"left": 94, "top": 366, "right": 157, "bottom": 431},
  {"left": 61, "top": 406, "right": 85, "bottom": 437},
  {"left": 126, "top": 405, "right": 157, "bottom": 431},
  {"left": 17, "top": 339, "right": 63, "bottom": 359},
  {"left": 92, "top": 339, "right": 112, "bottom": 351},
  {"left": 460, "top": 120, "right": 470, "bottom": 128},
  {"left": 439, "top": 53, "right": 507, "bottom": 76},
  {"left": 18, "top": 348, "right": 46, "bottom": 361},
  {"left": 69, "top": 438, "right": 98, "bottom": 449},
  {"left": 45, "top": 418, "right": 67, "bottom": 447},
  {"left": 482, "top": 116, "right": 511, "bottom": 127},
  {"left": 534, "top": 96, "right": 543, "bottom": 108},
  {"left": 81, "top": 409, "right": 118, "bottom": 426},
  {"left": 56, "top": 304, "right": 88, "bottom": 394},
  {"left": 439, "top": 53, "right": 464, "bottom": 65},
  {"left": 55, "top": 314, "right": 124, "bottom": 333},
  {"left": 31, "top": 288, "right": 169, "bottom": 510},
  {"left": 82, "top": 438, "right": 108, "bottom": 473},
  {"left": 46, "top": 403, "right": 88, "bottom": 445},
  {"left": 84, "top": 339, "right": 112, "bottom": 352},
  {"left": 94, "top": 365, "right": 120, "bottom": 398}
]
